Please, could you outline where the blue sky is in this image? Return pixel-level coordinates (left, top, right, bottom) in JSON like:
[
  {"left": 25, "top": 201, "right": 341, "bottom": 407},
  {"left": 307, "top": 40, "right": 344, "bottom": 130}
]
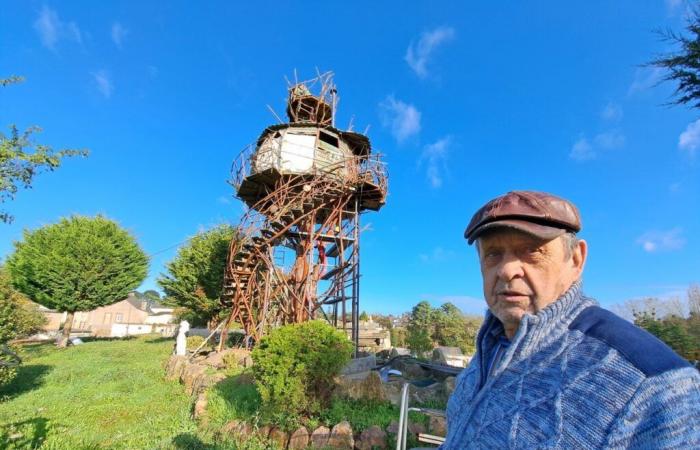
[{"left": 1, "top": 1, "right": 699, "bottom": 316}]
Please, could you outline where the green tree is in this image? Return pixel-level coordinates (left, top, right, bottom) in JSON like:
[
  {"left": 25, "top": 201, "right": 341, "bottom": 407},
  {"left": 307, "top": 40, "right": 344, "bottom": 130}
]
[
  {"left": 406, "top": 301, "right": 435, "bottom": 354},
  {"left": 158, "top": 224, "right": 237, "bottom": 327},
  {"left": 649, "top": 7, "right": 700, "bottom": 108},
  {"left": 6, "top": 215, "right": 148, "bottom": 347},
  {"left": 0, "top": 266, "right": 46, "bottom": 385},
  {"left": 1, "top": 76, "right": 87, "bottom": 223},
  {"left": 359, "top": 310, "right": 369, "bottom": 321},
  {"left": 434, "top": 302, "right": 480, "bottom": 355}
]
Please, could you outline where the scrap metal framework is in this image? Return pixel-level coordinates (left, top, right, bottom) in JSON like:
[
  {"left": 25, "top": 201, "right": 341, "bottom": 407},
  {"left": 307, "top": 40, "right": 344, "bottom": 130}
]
[{"left": 220, "top": 73, "right": 387, "bottom": 351}]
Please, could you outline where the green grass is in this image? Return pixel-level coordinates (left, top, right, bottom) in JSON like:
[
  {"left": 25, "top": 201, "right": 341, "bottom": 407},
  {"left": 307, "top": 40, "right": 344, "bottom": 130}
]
[{"left": 0, "top": 335, "right": 202, "bottom": 449}]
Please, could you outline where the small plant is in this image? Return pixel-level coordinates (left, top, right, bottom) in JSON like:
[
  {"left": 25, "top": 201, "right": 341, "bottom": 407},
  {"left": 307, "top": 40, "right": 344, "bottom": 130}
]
[
  {"left": 251, "top": 320, "right": 353, "bottom": 423},
  {"left": 186, "top": 335, "right": 206, "bottom": 351}
]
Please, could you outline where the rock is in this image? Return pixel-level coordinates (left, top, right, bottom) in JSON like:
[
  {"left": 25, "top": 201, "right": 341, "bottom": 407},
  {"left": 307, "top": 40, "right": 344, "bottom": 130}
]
[
  {"left": 193, "top": 393, "right": 208, "bottom": 420},
  {"left": 356, "top": 425, "right": 387, "bottom": 450},
  {"left": 288, "top": 426, "right": 310, "bottom": 449},
  {"left": 268, "top": 427, "right": 288, "bottom": 449},
  {"left": 407, "top": 420, "right": 426, "bottom": 436},
  {"left": 390, "top": 347, "right": 411, "bottom": 357},
  {"left": 386, "top": 421, "right": 398, "bottom": 435},
  {"left": 341, "top": 355, "right": 376, "bottom": 375},
  {"left": 327, "top": 421, "right": 354, "bottom": 449},
  {"left": 335, "top": 370, "right": 385, "bottom": 402},
  {"left": 411, "top": 381, "right": 445, "bottom": 405},
  {"left": 443, "top": 376, "right": 456, "bottom": 398},
  {"left": 429, "top": 415, "right": 447, "bottom": 436},
  {"left": 202, "top": 351, "right": 226, "bottom": 369},
  {"left": 393, "top": 359, "right": 429, "bottom": 380},
  {"left": 381, "top": 381, "right": 403, "bottom": 406},
  {"left": 432, "top": 346, "right": 470, "bottom": 368},
  {"left": 257, "top": 424, "right": 272, "bottom": 439},
  {"left": 222, "top": 419, "right": 241, "bottom": 436},
  {"left": 182, "top": 364, "right": 207, "bottom": 395},
  {"left": 310, "top": 426, "right": 330, "bottom": 448}
]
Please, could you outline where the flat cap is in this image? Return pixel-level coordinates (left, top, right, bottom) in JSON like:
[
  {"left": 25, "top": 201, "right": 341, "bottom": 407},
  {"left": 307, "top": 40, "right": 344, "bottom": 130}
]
[{"left": 464, "top": 190, "right": 581, "bottom": 245}]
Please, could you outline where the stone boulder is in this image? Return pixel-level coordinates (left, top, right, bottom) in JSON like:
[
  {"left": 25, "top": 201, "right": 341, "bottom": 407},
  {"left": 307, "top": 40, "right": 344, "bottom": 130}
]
[
  {"left": 288, "top": 426, "right": 309, "bottom": 449},
  {"left": 335, "top": 370, "right": 385, "bottom": 402},
  {"left": 310, "top": 426, "right": 330, "bottom": 448},
  {"left": 193, "top": 392, "right": 207, "bottom": 421},
  {"left": 182, "top": 364, "right": 207, "bottom": 395},
  {"left": 390, "top": 347, "right": 411, "bottom": 358},
  {"left": 443, "top": 376, "right": 456, "bottom": 398},
  {"left": 340, "top": 355, "right": 376, "bottom": 376},
  {"left": 356, "top": 425, "right": 387, "bottom": 450},
  {"left": 327, "top": 421, "right": 354, "bottom": 449},
  {"left": 393, "top": 359, "right": 429, "bottom": 380},
  {"left": 429, "top": 415, "right": 447, "bottom": 436},
  {"left": 386, "top": 421, "right": 398, "bottom": 435},
  {"left": 268, "top": 427, "right": 288, "bottom": 449},
  {"left": 432, "top": 346, "right": 470, "bottom": 368},
  {"left": 256, "top": 424, "right": 272, "bottom": 439}
]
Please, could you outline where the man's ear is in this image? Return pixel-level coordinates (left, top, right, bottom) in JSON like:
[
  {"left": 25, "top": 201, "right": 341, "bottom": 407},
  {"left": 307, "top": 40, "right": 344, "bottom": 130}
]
[{"left": 572, "top": 239, "right": 587, "bottom": 276}]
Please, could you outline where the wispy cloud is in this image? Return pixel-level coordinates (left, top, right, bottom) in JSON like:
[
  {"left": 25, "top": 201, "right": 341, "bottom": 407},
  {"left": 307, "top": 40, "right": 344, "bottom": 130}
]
[
  {"left": 594, "top": 130, "right": 626, "bottom": 150},
  {"left": 111, "top": 22, "right": 128, "bottom": 48},
  {"left": 678, "top": 119, "right": 700, "bottom": 157},
  {"left": 91, "top": 70, "right": 113, "bottom": 98},
  {"left": 637, "top": 227, "right": 686, "bottom": 252},
  {"left": 669, "top": 181, "right": 682, "bottom": 193},
  {"left": 601, "top": 102, "right": 623, "bottom": 122},
  {"left": 421, "top": 136, "right": 451, "bottom": 188},
  {"left": 570, "top": 130, "right": 625, "bottom": 161},
  {"left": 569, "top": 137, "right": 595, "bottom": 161},
  {"left": 379, "top": 95, "right": 421, "bottom": 142},
  {"left": 217, "top": 195, "right": 231, "bottom": 205},
  {"left": 33, "top": 5, "right": 82, "bottom": 51},
  {"left": 405, "top": 26, "right": 456, "bottom": 78},
  {"left": 419, "top": 246, "right": 455, "bottom": 264},
  {"left": 628, "top": 67, "right": 664, "bottom": 95}
]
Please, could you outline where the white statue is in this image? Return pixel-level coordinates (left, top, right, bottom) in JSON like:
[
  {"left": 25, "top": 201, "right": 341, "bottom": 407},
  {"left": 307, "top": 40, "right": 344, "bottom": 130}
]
[{"left": 175, "top": 320, "right": 190, "bottom": 356}]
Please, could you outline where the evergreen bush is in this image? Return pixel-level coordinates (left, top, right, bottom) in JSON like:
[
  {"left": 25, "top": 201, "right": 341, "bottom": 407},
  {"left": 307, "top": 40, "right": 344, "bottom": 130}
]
[{"left": 251, "top": 320, "right": 353, "bottom": 422}]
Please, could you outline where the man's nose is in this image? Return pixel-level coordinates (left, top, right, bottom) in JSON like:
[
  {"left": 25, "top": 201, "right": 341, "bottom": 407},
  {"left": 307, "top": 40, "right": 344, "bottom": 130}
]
[{"left": 496, "top": 255, "right": 525, "bottom": 281}]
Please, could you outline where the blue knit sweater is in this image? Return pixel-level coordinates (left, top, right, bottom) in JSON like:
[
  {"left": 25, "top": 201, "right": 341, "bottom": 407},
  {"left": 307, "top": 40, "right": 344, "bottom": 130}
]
[{"left": 441, "top": 283, "right": 700, "bottom": 449}]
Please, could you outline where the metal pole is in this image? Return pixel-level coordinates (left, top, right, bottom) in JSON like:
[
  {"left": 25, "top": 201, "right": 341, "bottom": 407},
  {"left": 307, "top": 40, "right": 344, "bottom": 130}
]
[{"left": 352, "top": 196, "right": 360, "bottom": 357}]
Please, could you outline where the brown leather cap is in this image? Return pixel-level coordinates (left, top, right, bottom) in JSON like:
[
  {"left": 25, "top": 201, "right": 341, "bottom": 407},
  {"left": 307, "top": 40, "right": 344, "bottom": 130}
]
[{"left": 464, "top": 190, "right": 581, "bottom": 244}]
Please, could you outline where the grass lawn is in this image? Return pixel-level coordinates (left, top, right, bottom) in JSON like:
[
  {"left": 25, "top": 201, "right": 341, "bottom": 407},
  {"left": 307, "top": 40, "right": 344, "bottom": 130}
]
[{"left": 0, "top": 335, "right": 205, "bottom": 450}]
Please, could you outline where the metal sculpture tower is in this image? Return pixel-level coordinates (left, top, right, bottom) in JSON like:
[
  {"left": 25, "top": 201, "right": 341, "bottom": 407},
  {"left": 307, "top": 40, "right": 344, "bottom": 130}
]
[{"left": 220, "top": 72, "right": 387, "bottom": 351}]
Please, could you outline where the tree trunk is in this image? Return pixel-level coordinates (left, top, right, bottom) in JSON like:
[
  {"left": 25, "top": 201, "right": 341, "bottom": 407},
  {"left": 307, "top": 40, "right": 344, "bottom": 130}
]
[{"left": 56, "top": 312, "right": 74, "bottom": 348}]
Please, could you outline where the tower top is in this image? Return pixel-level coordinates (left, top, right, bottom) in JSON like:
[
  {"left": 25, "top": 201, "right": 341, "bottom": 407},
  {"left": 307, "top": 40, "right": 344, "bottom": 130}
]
[{"left": 286, "top": 72, "right": 336, "bottom": 126}]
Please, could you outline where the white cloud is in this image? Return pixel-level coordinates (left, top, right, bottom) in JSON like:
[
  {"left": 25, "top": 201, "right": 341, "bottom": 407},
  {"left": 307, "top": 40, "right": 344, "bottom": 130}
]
[
  {"left": 669, "top": 181, "right": 682, "bottom": 193},
  {"left": 569, "top": 137, "right": 595, "bottom": 161},
  {"left": 570, "top": 130, "right": 625, "bottom": 161},
  {"left": 217, "top": 196, "right": 231, "bottom": 205},
  {"left": 405, "top": 26, "right": 456, "bottom": 78},
  {"left": 111, "top": 22, "right": 128, "bottom": 48},
  {"left": 628, "top": 67, "right": 664, "bottom": 95},
  {"left": 594, "top": 130, "right": 626, "bottom": 150},
  {"left": 33, "top": 5, "right": 82, "bottom": 50},
  {"left": 91, "top": 70, "right": 113, "bottom": 98},
  {"left": 419, "top": 246, "right": 455, "bottom": 263},
  {"left": 379, "top": 95, "right": 421, "bottom": 142},
  {"left": 637, "top": 228, "right": 686, "bottom": 253},
  {"left": 678, "top": 119, "right": 700, "bottom": 157},
  {"left": 421, "top": 137, "right": 450, "bottom": 188},
  {"left": 601, "top": 102, "right": 623, "bottom": 121}
]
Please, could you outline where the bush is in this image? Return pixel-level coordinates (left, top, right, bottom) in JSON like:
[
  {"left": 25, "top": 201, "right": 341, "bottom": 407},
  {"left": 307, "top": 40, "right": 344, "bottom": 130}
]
[
  {"left": 186, "top": 335, "right": 206, "bottom": 351},
  {"left": 251, "top": 320, "right": 353, "bottom": 422}
]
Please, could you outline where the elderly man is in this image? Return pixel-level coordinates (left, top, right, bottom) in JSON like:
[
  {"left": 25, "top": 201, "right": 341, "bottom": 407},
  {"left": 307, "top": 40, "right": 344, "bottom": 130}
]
[{"left": 441, "top": 191, "right": 700, "bottom": 449}]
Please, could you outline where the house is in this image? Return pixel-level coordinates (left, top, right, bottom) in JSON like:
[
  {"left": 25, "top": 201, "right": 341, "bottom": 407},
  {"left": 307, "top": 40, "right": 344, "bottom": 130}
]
[{"left": 38, "top": 292, "right": 176, "bottom": 338}]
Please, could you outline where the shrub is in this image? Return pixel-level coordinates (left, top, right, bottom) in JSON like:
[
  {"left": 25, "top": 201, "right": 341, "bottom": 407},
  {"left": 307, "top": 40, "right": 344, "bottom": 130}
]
[
  {"left": 186, "top": 335, "right": 206, "bottom": 351},
  {"left": 251, "top": 320, "right": 353, "bottom": 422}
]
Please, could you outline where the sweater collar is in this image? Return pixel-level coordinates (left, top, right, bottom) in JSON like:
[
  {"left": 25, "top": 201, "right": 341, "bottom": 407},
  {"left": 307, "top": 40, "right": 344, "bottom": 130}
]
[{"left": 480, "top": 280, "right": 597, "bottom": 360}]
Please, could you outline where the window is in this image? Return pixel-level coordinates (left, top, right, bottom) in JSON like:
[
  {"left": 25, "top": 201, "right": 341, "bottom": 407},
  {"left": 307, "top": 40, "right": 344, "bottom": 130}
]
[
  {"left": 319, "top": 131, "right": 339, "bottom": 147},
  {"left": 115, "top": 313, "right": 123, "bottom": 323}
]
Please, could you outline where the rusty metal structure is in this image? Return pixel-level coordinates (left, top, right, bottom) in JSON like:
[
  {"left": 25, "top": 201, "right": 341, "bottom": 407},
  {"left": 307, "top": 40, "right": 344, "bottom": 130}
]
[{"left": 220, "top": 72, "right": 387, "bottom": 351}]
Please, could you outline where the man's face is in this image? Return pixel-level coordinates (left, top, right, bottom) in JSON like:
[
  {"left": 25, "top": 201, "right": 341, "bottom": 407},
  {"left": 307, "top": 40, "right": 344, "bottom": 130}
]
[{"left": 477, "top": 229, "right": 587, "bottom": 334}]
